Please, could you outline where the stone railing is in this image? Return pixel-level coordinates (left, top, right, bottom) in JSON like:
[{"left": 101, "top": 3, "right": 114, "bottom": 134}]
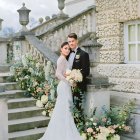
[
  {"left": 30, "top": 16, "right": 68, "bottom": 37},
  {"left": 12, "top": 34, "right": 58, "bottom": 75},
  {"left": 25, "top": 35, "right": 58, "bottom": 68},
  {"left": 38, "top": 6, "right": 96, "bottom": 52}
]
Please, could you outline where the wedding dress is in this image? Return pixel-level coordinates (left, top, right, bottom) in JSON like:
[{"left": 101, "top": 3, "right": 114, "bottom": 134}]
[{"left": 39, "top": 55, "right": 83, "bottom": 140}]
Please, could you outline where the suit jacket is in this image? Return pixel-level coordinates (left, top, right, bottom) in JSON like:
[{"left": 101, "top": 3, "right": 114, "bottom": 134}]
[{"left": 71, "top": 47, "right": 90, "bottom": 91}]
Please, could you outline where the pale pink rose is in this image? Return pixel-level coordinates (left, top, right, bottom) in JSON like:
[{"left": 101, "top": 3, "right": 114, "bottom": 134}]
[{"left": 87, "top": 128, "right": 94, "bottom": 133}]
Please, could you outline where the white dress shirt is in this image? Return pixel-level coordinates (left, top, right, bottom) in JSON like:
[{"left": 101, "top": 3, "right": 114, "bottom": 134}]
[{"left": 68, "top": 47, "right": 78, "bottom": 70}]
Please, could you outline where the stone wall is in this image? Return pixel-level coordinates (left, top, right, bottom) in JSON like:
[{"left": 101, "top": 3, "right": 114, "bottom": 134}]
[
  {"left": 96, "top": 0, "right": 140, "bottom": 64},
  {"left": 65, "top": 0, "right": 95, "bottom": 17},
  {"left": 96, "top": 0, "right": 140, "bottom": 93}
]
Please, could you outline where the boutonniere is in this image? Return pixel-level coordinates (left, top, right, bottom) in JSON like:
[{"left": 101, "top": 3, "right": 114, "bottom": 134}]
[{"left": 75, "top": 54, "right": 80, "bottom": 59}]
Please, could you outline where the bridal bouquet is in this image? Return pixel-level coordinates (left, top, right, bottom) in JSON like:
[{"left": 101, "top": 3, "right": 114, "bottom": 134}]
[{"left": 66, "top": 69, "right": 83, "bottom": 87}]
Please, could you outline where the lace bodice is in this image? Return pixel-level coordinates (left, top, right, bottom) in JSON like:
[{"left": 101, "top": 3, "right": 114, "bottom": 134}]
[{"left": 55, "top": 55, "right": 69, "bottom": 82}]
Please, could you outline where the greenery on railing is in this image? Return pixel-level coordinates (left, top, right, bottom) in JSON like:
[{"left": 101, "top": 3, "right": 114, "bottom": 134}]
[{"left": 10, "top": 53, "right": 58, "bottom": 99}]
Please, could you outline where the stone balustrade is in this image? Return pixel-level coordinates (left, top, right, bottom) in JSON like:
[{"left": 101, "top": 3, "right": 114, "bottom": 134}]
[
  {"left": 30, "top": 16, "right": 68, "bottom": 37},
  {"left": 38, "top": 6, "right": 96, "bottom": 52}
]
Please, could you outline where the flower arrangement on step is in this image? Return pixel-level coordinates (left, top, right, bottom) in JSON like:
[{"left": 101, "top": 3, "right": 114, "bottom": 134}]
[
  {"left": 10, "top": 53, "right": 58, "bottom": 116},
  {"left": 76, "top": 99, "right": 135, "bottom": 140}
]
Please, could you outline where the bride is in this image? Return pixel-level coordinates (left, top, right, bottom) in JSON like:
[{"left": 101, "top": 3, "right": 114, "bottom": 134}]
[{"left": 39, "top": 42, "right": 83, "bottom": 140}]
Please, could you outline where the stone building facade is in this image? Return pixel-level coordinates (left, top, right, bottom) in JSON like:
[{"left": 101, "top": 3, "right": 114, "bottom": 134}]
[
  {"left": 65, "top": 0, "right": 95, "bottom": 16},
  {"left": 96, "top": 0, "right": 140, "bottom": 93}
]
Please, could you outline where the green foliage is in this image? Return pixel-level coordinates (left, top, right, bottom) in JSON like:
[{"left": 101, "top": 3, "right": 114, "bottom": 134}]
[
  {"left": 10, "top": 54, "right": 57, "bottom": 99},
  {"left": 72, "top": 99, "right": 135, "bottom": 140}
]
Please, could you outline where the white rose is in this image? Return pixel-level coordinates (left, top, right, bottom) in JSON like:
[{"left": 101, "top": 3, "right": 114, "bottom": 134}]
[
  {"left": 81, "top": 133, "right": 87, "bottom": 140},
  {"left": 42, "top": 110, "right": 47, "bottom": 116},
  {"left": 41, "top": 95, "right": 48, "bottom": 104},
  {"left": 36, "top": 100, "right": 44, "bottom": 108},
  {"left": 111, "top": 135, "right": 120, "bottom": 140},
  {"left": 49, "top": 111, "right": 53, "bottom": 117}
]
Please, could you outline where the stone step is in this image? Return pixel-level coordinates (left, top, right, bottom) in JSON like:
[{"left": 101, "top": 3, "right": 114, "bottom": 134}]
[
  {"left": 87, "top": 84, "right": 96, "bottom": 92},
  {"left": 87, "top": 75, "right": 110, "bottom": 88},
  {"left": 8, "top": 106, "right": 44, "bottom": 120},
  {"left": 110, "top": 91, "right": 140, "bottom": 113},
  {"left": 9, "top": 127, "right": 46, "bottom": 140},
  {"left": 0, "top": 82, "right": 20, "bottom": 92},
  {"left": 0, "top": 90, "right": 26, "bottom": 99},
  {"left": 121, "top": 135, "right": 138, "bottom": 140},
  {"left": 0, "top": 65, "right": 10, "bottom": 72},
  {"left": 0, "top": 72, "right": 14, "bottom": 83},
  {"left": 8, "top": 116, "right": 49, "bottom": 133},
  {"left": 8, "top": 98, "right": 37, "bottom": 109}
]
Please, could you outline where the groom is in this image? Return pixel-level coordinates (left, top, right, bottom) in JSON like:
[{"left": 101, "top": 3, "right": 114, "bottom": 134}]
[{"left": 67, "top": 33, "right": 90, "bottom": 113}]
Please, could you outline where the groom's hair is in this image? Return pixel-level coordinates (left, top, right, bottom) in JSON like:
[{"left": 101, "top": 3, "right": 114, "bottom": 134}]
[{"left": 68, "top": 33, "right": 77, "bottom": 40}]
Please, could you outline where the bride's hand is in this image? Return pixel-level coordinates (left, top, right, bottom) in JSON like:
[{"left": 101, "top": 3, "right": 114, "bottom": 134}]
[
  {"left": 72, "top": 81, "right": 77, "bottom": 87},
  {"left": 64, "top": 73, "right": 66, "bottom": 78}
]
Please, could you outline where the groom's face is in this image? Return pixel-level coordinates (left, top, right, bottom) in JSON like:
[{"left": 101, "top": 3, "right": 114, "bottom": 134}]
[{"left": 67, "top": 37, "right": 78, "bottom": 50}]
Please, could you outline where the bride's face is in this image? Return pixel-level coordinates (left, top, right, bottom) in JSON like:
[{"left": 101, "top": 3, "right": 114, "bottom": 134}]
[{"left": 61, "top": 44, "right": 70, "bottom": 57}]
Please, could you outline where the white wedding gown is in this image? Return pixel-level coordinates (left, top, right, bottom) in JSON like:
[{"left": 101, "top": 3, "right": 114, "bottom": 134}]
[{"left": 39, "top": 55, "right": 83, "bottom": 140}]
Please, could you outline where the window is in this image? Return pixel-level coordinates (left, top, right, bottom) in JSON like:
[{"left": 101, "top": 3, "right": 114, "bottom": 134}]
[{"left": 124, "top": 21, "right": 140, "bottom": 63}]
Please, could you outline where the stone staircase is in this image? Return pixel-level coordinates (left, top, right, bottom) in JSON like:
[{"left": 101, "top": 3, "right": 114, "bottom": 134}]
[{"left": 0, "top": 65, "right": 49, "bottom": 140}]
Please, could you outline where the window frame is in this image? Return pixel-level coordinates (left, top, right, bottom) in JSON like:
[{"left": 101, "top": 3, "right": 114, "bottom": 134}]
[{"left": 124, "top": 20, "right": 140, "bottom": 64}]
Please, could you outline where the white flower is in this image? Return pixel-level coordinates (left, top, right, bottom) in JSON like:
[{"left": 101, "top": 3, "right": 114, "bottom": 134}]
[
  {"left": 81, "top": 133, "right": 87, "bottom": 140},
  {"left": 45, "top": 61, "right": 52, "bottom": 80},
  {"left": 42, "top": 110, "right": 47, "bottom": 116},
  {"left": 50, "top": 89, "right": 55, "bottom": 100},
  {"left": 89, "top": 118, "right": 93, "bottom": 121},
  {"left": 22, "top": 55, "right": 27, "bottom": 67},
  {"left": 29, "top": 67, "right": 34, "bottom": 73},
  {"left": 96, "top": 133, "right": 107, "bottom": 140},
  {"left": 49, "top": 111, "right": 53, "bottom": 117},
  {"left": 111, "top": 135, "right": 120, "bottom": 140},
  {"left": 76, "top": 54, "right": 80, "bottom": 59},
  {"left": 36, "top": 100, "right": 44, "bottom": 108},
  {"left": 36, "top": 62, "right": 40, "bottom": 68},
  {"left": 41, "top": 95, "right": 48, "bottom": 104},
  {"left": 93, "top": 123, "right": 97, "bottom": 126},
  {"left": 66, "top": 69, "right": 83, "bottom": 86}
]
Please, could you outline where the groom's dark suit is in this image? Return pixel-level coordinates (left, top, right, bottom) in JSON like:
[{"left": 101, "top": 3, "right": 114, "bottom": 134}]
[
  {"left": 72, "top": 47, "right": 90, "bottom": 91},
  {"left": 69, "top": 47, "right": 90, "bottom": 111}
]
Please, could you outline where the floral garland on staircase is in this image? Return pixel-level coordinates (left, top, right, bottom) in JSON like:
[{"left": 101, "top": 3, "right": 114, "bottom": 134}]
[{"left": 10, "top": 53, "right": 136, "bottom": 140}]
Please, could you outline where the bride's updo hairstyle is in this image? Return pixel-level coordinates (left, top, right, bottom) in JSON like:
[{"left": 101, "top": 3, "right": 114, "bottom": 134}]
[{"left": 61, "top": 41, "right": 69, "bottom": 48}]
